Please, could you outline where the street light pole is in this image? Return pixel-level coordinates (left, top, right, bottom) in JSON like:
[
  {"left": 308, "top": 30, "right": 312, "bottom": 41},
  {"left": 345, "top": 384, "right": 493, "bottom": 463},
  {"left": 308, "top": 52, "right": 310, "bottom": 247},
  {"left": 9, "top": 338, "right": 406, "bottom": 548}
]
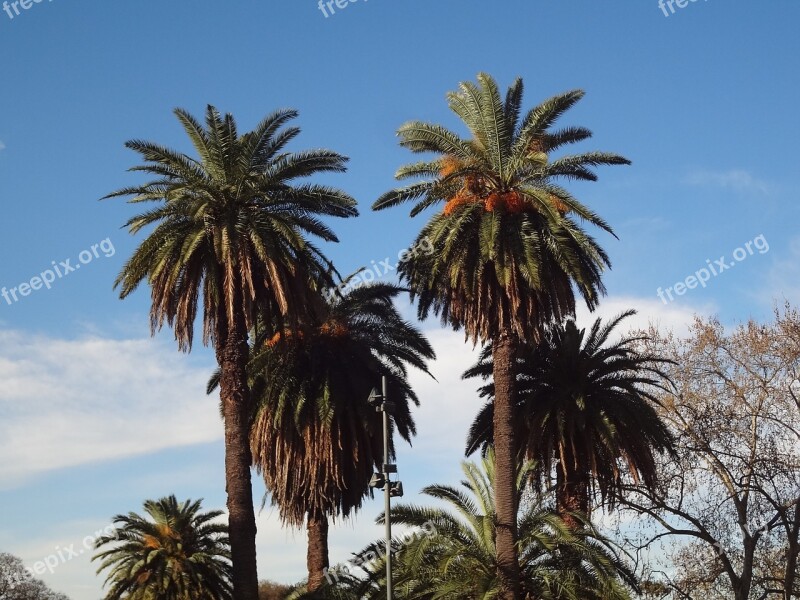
[
  {"left": 381, "top": 374, "right": 393, "bottom": 600},
  {"left": 368, "top": 375, "right": 401, "bottom": 600}
]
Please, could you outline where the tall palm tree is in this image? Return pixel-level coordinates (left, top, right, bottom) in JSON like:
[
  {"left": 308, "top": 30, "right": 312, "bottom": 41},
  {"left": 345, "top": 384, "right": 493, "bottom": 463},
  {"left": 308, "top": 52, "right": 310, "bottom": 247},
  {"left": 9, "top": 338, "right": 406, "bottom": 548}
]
[
  {"left": 465, "top": 311, "right": 675, "bottom": 529},
  {"left": 93, "top": 495, "right": 232, "bottom": 600},
  {"left": 210, "top": 280, "right": 434, "bottom": 591},
  {"left": 349, "top": 452, "right": 636, "bottom": 599},
  {"left": 107, "top": 105, "right": 357, "bottom": 600},
  {"left": 373, "top": 72, "right": 629, "bottom": 598}
]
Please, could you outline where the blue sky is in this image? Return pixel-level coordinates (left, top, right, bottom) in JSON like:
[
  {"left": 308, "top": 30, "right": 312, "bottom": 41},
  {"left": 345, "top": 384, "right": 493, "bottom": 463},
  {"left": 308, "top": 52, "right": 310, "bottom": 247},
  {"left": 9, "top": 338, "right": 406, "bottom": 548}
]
[{"left": 0, "top": 0, "right": 798, "bottom": 598}]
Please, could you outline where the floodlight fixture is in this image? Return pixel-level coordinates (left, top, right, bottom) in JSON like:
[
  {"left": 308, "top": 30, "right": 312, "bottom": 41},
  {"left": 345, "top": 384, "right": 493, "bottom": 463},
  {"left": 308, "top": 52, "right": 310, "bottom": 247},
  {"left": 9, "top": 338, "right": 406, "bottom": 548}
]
[
  {"left": 389, "top": 481, "right": 404, "bottom": 498},
  {"left": 369, "top": 472, "right": 386, "bottom": 489}
]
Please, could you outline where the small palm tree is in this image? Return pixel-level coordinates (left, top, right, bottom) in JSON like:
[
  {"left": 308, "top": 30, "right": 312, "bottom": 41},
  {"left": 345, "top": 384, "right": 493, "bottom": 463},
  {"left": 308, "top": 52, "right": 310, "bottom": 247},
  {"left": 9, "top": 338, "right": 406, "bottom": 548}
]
[
  {"left": 374, "top": 72, "right": 629, "bottom": 598},
  {"left": 93, "top": 496, "right": 232, "bottom": 600},
  {"left": 108, "top": 106, "right": 357, "bottom": 599},
  {"left": 465, "top": 311, "right": 675, "bottom": 529},
  {"left": 209, "top": 280, "right": 434, "bottom": 591},
  {"left": 349, "top": 452, "right": 636, "bottom": 599}
]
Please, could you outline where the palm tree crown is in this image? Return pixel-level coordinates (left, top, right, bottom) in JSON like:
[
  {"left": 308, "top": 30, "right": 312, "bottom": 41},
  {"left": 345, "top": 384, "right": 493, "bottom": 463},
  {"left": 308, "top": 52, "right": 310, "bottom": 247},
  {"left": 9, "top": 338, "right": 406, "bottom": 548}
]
[
  {"left": 108, "top": 105, "right": 358, "bottom": 350},
  {"left": 465, "top": 311, "right": 676, "bottom": 520},
  {"left": 373, "top": 72, "right": 628, "bottom": 343},
  {"left": 93, "top": 496, "right": 232, "bottom": 600},
  {"left": 247, "top": 281, "right": 434, "bottom": 526}
]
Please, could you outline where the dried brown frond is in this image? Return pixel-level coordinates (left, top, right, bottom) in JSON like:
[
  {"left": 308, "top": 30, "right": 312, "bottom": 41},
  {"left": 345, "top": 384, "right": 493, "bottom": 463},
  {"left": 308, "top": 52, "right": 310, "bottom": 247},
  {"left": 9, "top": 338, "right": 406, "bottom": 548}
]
[{"left": 439, "top": 155, "right": 464, "bottom": 178}]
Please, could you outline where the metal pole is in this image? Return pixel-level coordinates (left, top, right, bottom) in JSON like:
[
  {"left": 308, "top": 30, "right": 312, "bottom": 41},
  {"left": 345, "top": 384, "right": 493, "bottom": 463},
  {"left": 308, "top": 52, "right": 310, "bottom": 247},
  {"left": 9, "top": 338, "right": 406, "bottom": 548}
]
[{"left": 382, "top": 374, "right": 393, "bottom": 600}]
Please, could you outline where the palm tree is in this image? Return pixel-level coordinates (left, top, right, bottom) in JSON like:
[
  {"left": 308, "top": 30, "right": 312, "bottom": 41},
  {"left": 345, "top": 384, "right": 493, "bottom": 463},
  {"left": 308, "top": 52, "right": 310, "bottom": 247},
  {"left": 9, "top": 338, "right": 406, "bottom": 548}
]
[
  {"left": 373, "top": 72, "right": 629, "bottom": 598},
  {"left": 349, "top": 452, "right": 636, "bottom": 599},
  {"left": 93, "top": 495, "right": 232, "bottom": 600},
  {"left": 210, "top": 280, "right": 434, "bottom": 591},
  {"left": 465, "top": 311, "right": 675, "bottom": 529},
  {"left": 107, "top": 106, "right": 357, "bottom": 599}
]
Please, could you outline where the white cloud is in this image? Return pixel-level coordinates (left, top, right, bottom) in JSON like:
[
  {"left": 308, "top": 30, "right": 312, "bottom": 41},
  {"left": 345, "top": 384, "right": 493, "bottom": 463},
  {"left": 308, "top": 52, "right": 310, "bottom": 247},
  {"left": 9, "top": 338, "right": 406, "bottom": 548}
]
[
  {"left": 0, "top": 328, "right": 221, "bottom": 489},
  {"left": 576, "top": 295, "right": 706, "bottom": 338},
  {"left": 683, "top": 169, "right": 772, "bottom": 195},
  {"left": 761, "top": 235, "right": 800, "bottom": 306},
  {"left": 0, "top": 140, "right": 5, "bottom": 151},
  {"left": 403, "top": 327, "right": 483, "bottom": 457}
]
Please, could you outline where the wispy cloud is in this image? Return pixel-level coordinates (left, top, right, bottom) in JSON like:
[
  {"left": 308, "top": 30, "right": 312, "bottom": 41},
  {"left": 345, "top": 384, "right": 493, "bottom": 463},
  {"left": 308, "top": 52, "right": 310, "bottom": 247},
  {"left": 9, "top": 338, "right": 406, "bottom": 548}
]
[
  {"left": 683, "top": 169, "right": 773, "bottom": 195},
  {"left": 576, "top": 295, "right": 705, "bottom": 337},
  {"left": 0, "top": 329, "right": 221, "bottom": 489},
  {"left": 0, "top": 140, "right": 6, "bottom": 151},
  {"left": 761, "top": 235, "right": 800, "bottom": 306}
]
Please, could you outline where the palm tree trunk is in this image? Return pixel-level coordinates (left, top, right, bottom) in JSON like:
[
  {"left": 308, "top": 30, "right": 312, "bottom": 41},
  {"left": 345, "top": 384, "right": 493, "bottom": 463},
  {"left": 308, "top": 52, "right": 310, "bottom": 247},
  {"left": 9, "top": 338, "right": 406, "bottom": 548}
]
[
  {"left": 555, "top": 452, "right": 590, "bottom": 584},
  {"left": 217, "top": 297, "right": 260, "bottom": 600},
  {"left": 556, "top": 448, "right": 590, "bottom": 530},
  {"left": 556, "top": 446, "right": 591, "bottom": 531},
  {"left": 492, "top": 332, "right": 521, "bottom": 600},
  {"left": 306, "top": 510, "right": 330, "bottom": 592}
]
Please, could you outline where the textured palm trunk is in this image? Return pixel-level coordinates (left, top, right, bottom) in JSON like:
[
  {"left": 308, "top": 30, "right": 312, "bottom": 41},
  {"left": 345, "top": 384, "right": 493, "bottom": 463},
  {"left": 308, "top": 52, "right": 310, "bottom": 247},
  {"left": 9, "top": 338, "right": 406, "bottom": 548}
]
[
  {"left": 492, "top": 332, "right": 521, "bottom": 600},
  {"left": 306, "top": 510, "right": 330, "bottom": 592},
  {"left": 217, "top": 296, "right": 260, "bottom": 600},
  {"left": 556, "top": 450, "right": 590, "bottom": 531},
  {"left": 555, "top": 454, "right": 590, "bottom": 585}
]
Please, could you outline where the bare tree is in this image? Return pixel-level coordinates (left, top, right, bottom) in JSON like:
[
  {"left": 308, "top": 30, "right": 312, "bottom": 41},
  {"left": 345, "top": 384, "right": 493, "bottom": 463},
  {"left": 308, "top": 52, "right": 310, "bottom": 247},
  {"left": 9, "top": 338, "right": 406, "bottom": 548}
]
[
  {"left": 0, "top": 553, "right": 70, "bottom": 600},
  {"left": 618, "top": 305, "right": 800, "bottom": 600}
]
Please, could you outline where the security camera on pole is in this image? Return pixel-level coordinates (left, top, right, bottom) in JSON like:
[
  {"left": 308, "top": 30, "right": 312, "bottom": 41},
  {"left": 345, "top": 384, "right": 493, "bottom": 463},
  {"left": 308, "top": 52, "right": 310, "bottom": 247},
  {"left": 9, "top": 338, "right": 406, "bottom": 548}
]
[{"left": 367, "top": 376, "right": 403, "bottom": 600}]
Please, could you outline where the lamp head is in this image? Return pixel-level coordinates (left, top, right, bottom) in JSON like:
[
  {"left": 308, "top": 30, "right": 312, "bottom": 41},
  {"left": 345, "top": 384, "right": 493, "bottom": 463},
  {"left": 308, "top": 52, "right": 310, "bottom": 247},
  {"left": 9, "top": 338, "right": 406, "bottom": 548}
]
[
  {"left": 367, "top": 387, "right": 383, "bottom": 407},
  {"left": 368, "top": 472, "right": 386, "bottom": 489}
]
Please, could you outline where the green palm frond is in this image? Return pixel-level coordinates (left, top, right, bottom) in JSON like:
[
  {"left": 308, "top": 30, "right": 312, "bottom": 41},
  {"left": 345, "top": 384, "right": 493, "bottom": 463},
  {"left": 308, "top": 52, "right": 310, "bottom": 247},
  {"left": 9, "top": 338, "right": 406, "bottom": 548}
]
[
  {"left": 106, "top": 105, "right": 357, "bottom": 351},
  {"left": 92, "top": 495, "right": 232, "bottom": 600},
  {"left": 373, "top": 72, "right": 628, "bottom": 344}
]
